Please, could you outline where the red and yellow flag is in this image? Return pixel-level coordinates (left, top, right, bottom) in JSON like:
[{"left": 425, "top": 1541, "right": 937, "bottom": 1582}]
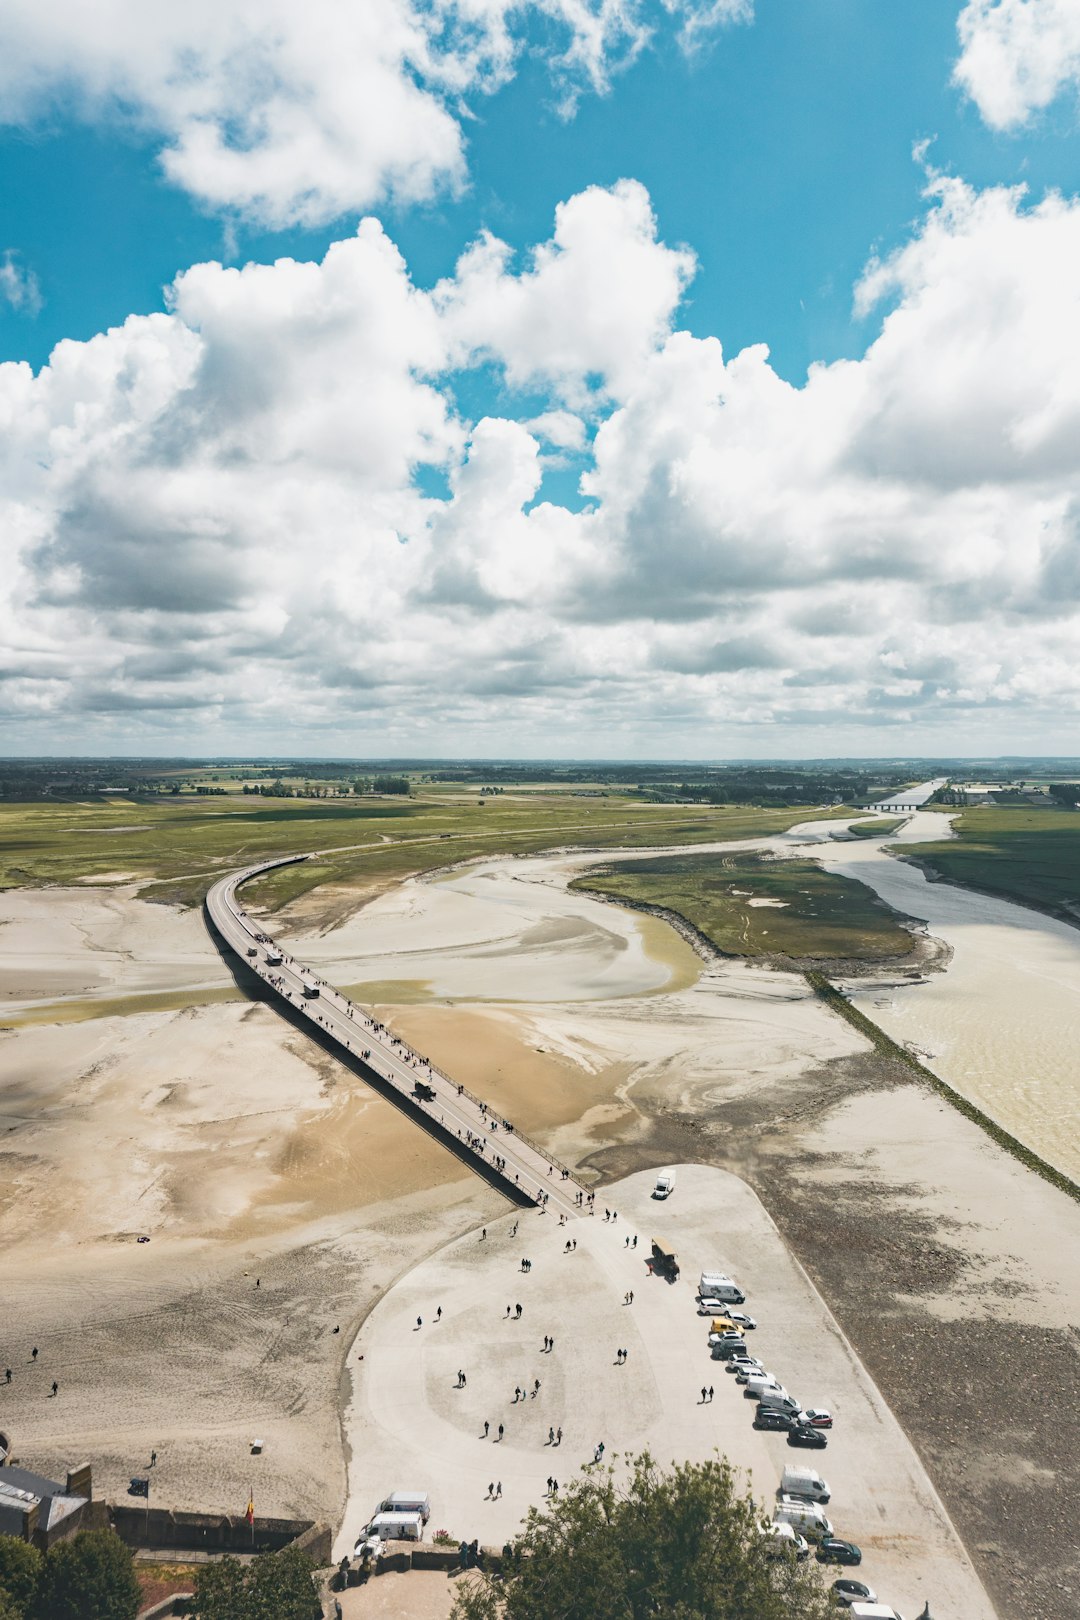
[{"left": 245, "top": 1494, "right": 254, "bottom": 1525}]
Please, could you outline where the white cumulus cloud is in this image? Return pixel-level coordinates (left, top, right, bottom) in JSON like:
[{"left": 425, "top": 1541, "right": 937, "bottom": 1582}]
[
  {"left": 954, "top": 0, "right": 1080, "bottom": 129},
  {"left": 0, "top": 0, "right": 750, "bottom": 228},
  {"left": 2, "top": 173, "right": 1080, "bottom": 751}
]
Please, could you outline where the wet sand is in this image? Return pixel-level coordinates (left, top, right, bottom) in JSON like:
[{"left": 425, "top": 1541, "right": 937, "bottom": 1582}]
[
  {"left": 3, "top": 827, "right": 1078, "bottom": 1615},
  {"left": 816, "top": 812, "right": 1080, "bottom": 1181}
]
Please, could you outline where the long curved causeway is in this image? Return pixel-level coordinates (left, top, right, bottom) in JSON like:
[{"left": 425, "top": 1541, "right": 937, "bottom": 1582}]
[{"left": 205, "top": 856, "right": 586, "bottom": 1219}]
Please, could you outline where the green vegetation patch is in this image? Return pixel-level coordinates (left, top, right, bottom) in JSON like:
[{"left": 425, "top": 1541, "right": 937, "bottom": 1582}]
[
  {"left": 908, "top": 806, "right": 1080, "bottom": 919},
  {"left": 847, "top": 817, "right": 905, "bottom": 839},
  {"left": 575, "top": 849, "right": 915, "bottom": 963}
]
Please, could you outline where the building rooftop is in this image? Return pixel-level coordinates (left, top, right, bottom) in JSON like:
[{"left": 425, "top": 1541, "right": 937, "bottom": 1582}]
[{"left": 0, "top": 1465, "right": 88, "bottom": 1537}]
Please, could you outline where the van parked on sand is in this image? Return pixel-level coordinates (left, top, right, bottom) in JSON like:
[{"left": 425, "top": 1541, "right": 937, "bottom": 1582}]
[
  {"left": 653, "top": 1171, "right": 676, "bottom": 1198},
  {"left": 699, "top": 1273, "right": 746, "bottom": 1304},
  {"left": 366, "top": 1511, "right": 424, "bottom": 1541},
  {"left": 780, "top": 1466, "right": 830, "bottom": 1503},
  {"left": 774, "top": 1499, "right": 833, "bottom": 1539},
  {"left": 758, "top": 1389, "right": 802, "bottom": 1417},
  {"left": 744, "top": 1374, "right": 786, "bottom": 1400},
  {"left": 379, "top": 1491, "right": 431, "bottom": 1521}
]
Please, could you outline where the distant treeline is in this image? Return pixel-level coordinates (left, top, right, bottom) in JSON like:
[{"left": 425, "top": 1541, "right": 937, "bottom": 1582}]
[{"left": 242, "top": 776, "right": 411, "bottom": 797}]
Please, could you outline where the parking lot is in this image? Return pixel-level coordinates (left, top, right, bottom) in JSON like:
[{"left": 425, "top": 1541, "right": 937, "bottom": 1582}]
[{"left": 339, "top": 1163, "right": 996, "bottom": 1617}]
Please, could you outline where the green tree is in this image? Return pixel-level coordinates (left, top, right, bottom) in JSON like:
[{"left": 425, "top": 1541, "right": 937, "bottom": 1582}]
[
  {"left": 192, "top": 1546, "right": 318, "bottom": 1620},
  {"left": 0, "top": 1537, "right": 43, "bottom": 1619},
  {"left": 450, "top": 1454, "right": 835, "bottom": 1620},
  {"left": 34, "top": 1530, "right": 141, "bottom": 1620}
]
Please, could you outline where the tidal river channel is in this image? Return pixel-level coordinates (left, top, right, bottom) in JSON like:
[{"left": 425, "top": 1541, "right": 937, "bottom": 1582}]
[{"left": 816, "top": 811, "right": 1080, "bottom": 1183}]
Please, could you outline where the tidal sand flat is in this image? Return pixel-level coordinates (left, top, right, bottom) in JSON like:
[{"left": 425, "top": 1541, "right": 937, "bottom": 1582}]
[{"left": 816, "top": 811, "right": 1080, "bottom": 1181}]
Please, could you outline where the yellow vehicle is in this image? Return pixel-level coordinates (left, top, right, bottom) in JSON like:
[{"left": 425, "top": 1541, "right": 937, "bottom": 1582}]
[{"left": 711, "top": 1317, "right": 739, "bottom": 1335}]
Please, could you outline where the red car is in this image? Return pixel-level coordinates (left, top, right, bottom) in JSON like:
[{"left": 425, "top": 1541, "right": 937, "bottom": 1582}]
[{"left": 800, "top": 1407, "right": 833, "bottom": 1428}]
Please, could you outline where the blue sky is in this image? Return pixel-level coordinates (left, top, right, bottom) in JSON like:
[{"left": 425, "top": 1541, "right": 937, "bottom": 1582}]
[
  {"left": 1, "top": 0, "right": 1079, "bottom": 755},
  {"left": 5, "top": 0, "right": 1078, "bottom": 380}
]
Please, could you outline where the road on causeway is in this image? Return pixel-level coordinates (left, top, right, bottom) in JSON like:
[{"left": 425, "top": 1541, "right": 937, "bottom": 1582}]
[{"left": 205, "top": 856, "right": 586, "bottom": 1221}]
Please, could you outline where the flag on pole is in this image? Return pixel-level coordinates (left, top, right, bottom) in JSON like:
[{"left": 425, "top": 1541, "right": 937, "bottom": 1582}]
[{"left": 245, "top": 1493, "right": 254, "bottom": 1525}]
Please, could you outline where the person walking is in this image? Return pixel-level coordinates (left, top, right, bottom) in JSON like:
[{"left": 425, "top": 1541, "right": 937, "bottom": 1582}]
[
  {"left": 4, "top": 1369, "right": 10, "bottom": 1383},
  {"left": 701, "top": 1387, "right": 707, "bottom": 1404},
  {"left": 436, "top": 1306, "right": 442, "bottom": 1322},
  {"left": 496, "top": 1481, "right": 502, "bottom": 1498},
  {"left": 632, "top": 1235, "right": 637, "bottom": 1248},
  {"left": 483, "top": 1421, "right": 490, "bottom": 1437},
  {"left": 488, "top": 1482, "right": 494, "bottom": 1499},
  {"left": 498, "top": 1424, "right": 504, "bottom": 1440},
  {"left": 150, "top": 1450, "right": 157, "bottom": 1467},
  {"left": 51, "top": 1381, "right": 58, "bottom": 1397},
  {"left": 416, "top": 1316, "right": 422, "bottom": 1330},
  {"left": 708, "top": 1385, "right": 714, "bottom": 1401},
  {"left": 556, "top": 1426, "right": 562, "bottom": 1445},
  {"left": 548, "top": 1427, "right": 554, "bottom": 1445},
  {"left": 31, "top": 1347, "right": 38, "bottom": 1362},
  {"left": 628, "top": 1289, "right": 633, "bottom": 1303},
  {"left": 506, "top": 1304, "right": 511, "bottom": 1317}
]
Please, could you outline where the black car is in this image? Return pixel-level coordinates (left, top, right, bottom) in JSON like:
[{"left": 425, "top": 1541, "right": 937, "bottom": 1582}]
[
  {"left": 816, "top": 1539, "right": 862, "bottom": 1566},
  {"left": 832, "top": 1578, "right": 876, "bottom": 1606},
  {"left": 787, "top": 1424, "right": 828, "bottom": 1448},
  {"left": 753, "top": 1407, "right": 797, "bottom": 1431}
]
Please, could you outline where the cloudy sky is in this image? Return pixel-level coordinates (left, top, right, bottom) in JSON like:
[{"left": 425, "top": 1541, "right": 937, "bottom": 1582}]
[{"left": 2, "top": 0, "right": 1080, "bottom": 758}]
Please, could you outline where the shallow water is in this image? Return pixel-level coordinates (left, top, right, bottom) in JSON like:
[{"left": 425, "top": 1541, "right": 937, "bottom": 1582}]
[{"left": 815, "top": 812, "right": 1080, "bottom": 1181}]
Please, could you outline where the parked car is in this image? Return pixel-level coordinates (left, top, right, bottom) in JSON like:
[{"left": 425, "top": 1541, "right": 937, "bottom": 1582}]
[
  {"left": 726, "top": 1356, "right": 763, "bottom": 1375},
  {"left": 698, "top": 1298, "right": 726, "bottom": 1316},
  {"left": 735, "top": 1362, "right": 770, "bottom": 1384},
  {"left": 816, "top": 1539, "right": 862, "bottom": 1566},
  {"left": 788, "top": 1425, "right": 828, "bottom": 1449},
  {"left": 802, "top": 1407, "right": 833, "bottom": 1428},
  {"left": 725, "top": 1310, "right": 757, "bottom": 1330},
  {"left": 754, "top": 1407, "right": 797, "bottom": 1431},
  {"left": 832, "top": 1579, "right": 876, "bottom": 1607}
]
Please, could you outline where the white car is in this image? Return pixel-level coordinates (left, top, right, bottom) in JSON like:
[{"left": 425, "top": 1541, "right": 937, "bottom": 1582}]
[
  {"left": 725, "top": 1310, "right": 757, "bottom": 1331},
  {"left": 726, "top": 1356, "right": 763, "bottom": 1375},
  {"left": 698, "top": 1297, "right": 727, "bottom": 1316},
  {"left": 735, "top": 1363, "right": 771, "bottom": 1384}
]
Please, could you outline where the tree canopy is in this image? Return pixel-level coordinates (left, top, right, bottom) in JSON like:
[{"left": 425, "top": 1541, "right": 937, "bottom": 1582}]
[
  {"left": 191, "top": 1545, "right": 319, "bottom": 1620},
  {"left": 0, "top": 1538, "right": 42, "bottom": 1620},
  {"left": 33, "top": 1530, "right": 141, "bottom": 1620},
  {"left": 450, "top": 1454, "right": 836, "bottom": 1620}
]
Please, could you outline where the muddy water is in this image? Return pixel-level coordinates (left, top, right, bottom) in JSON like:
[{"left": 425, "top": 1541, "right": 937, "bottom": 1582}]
[{"left": 815, "top": 812, "right": 1080, "bottom": 1182}]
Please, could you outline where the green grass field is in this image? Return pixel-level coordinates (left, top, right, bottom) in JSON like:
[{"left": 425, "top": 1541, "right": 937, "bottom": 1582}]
[
  {"left": 847, "top": 817, "right": 906, "bottom": 839},
  {"left": 575, "top": 849, "right": 915, "bottom": 962},
  {"left": 905, "top": 806, "right": 1080, "bottom": 919},
  {"left": 0, "top": 791, "right": 848, "bottom": 912}
]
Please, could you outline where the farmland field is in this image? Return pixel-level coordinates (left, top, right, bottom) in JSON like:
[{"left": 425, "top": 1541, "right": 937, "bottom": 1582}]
[{"left": 905, "top": 807, "right": 1080, "bottom": 921}]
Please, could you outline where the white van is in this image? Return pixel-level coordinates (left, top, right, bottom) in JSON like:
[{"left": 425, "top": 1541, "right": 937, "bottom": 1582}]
[
  {"left": 780, "top": 1466, "right": 830, "bottom": 1503},
  {"left": 366, "top": 1511, "right": 424, "bottom": 1541},
  {"left": 699, "top": 1273, "right": 746, "bottom": 1304},
  {"left": 758, "top": 1389, "right": 802, "bottom": 1417},
  {"left": 774, "top": 1499, "right": 833, "bottom": 1538},
  {"left": 745, "top": 1374, "right": 786, "bottom": 1400},
  {"left": 759, "top": 1521, "right": 809, "bottom": 1561},
  {"left": 848, "top": 1607, "right": 904, "bottom": 1620},
  {"left": 653, "top": 1171, "right": 676, "bottom": 1199},
  {"left": 380, "top": 1491, "right": 431, "bottom": 1521}
]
